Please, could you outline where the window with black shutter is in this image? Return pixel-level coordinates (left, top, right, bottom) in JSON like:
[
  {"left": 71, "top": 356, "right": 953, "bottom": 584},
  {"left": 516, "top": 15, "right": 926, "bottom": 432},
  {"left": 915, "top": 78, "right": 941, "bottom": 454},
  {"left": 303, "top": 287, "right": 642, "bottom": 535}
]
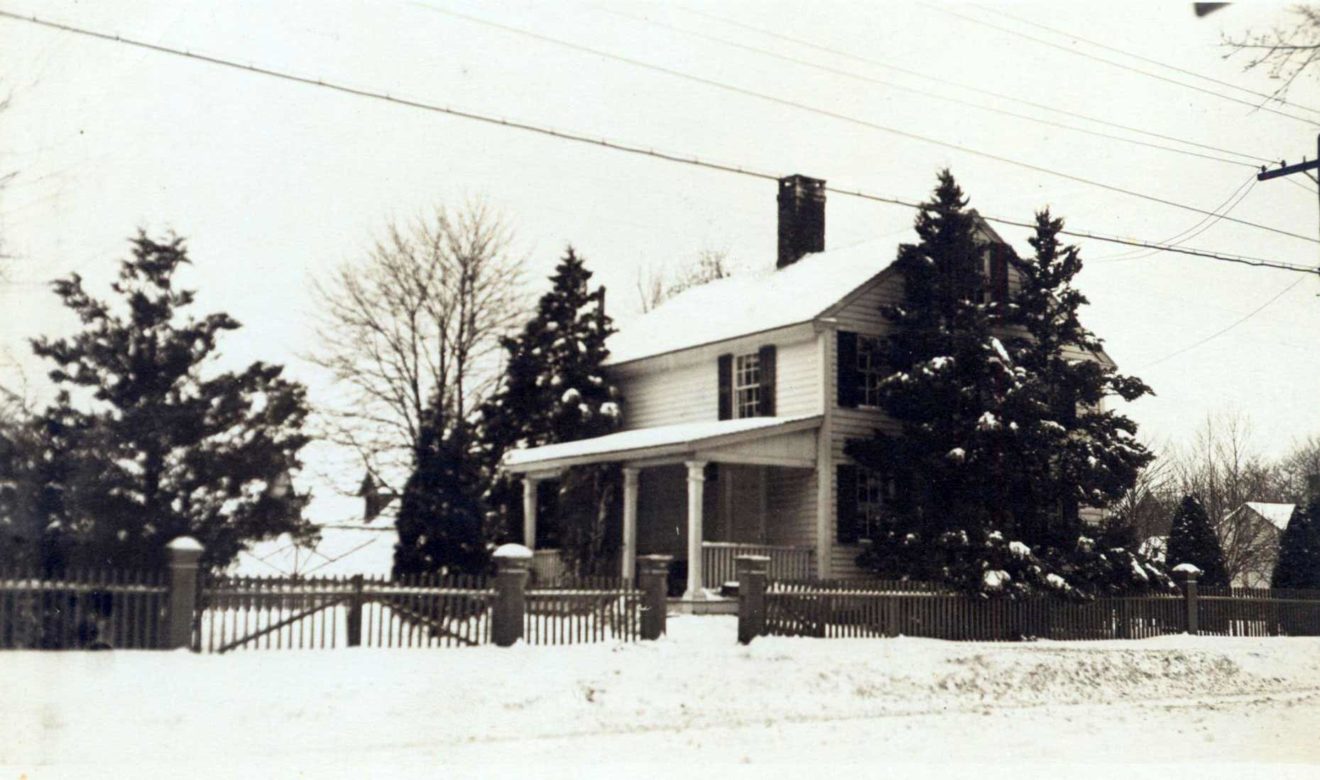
[
  {"left": 757, "top": 345, "right": 776, "bottom": 416},
  {"left": 717, "top": 353, "right": 733, "bottom": 420},
  {"left": 990, "top": 245, "right": 1010, "bottom": 304},
  {"left": 837, "top": 331, "right": 860, "bottom": 408},
  {"left": 836, "top": 464, "right": 859, "bottom": 544}
]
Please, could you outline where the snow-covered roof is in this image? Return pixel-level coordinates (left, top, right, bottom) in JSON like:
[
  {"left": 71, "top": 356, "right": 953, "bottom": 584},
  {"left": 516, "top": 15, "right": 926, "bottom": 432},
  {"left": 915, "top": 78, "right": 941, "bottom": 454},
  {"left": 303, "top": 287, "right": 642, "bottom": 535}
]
[
  {"left": 605, "top": 239, "right": 898, "bottom": 365},
  {"left": 503, "top": 415, "right": 821, "bottom": 471},
  {"left": 1242, "top": 502, "right": 1296, "bottom": 532}
]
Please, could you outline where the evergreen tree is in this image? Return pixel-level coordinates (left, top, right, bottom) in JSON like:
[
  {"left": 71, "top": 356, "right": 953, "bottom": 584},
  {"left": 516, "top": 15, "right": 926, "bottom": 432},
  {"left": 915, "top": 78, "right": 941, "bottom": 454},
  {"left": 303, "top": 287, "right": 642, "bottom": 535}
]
[
  {"left": 998, "top": 210, "right": 1154, "bottom": 546},
  {"left": 1272, "top": 500, "right": 1320, "bottom": 589},
  {"left": 478, "top": 247, "right": 622, "bottom": 571},
  {"left": 23, "top": 233, "right": 312, "bottom": 571},
  {"left": 847, "top": 172, "right": 1167, "bottom": 597},
  {"left": 1166, "top": 495, "right": 1230, "bottom": 586},
  {"left": 392, "top": 399, "right": 488, "bottom": 576}
]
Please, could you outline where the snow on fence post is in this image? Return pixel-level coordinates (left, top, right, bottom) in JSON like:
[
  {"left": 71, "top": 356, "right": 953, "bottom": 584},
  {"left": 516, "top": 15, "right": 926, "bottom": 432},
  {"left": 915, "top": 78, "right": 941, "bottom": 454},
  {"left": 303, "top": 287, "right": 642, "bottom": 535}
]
[
  {"left": 493, "top": 544, "right": 533, "bottom": 647},
  {"left": 637, "top": 554, "right": 673, "bottom": 640},
  {"left": 1173, "top": 563, "right": 1201, "bottom": 635},
  {"left": 165, "top": 536, "right": 203, "bottom": 650},
  {"left": 346, "top": 575, "right": 365, "bottom": 647},
  {"left": 736, "top": 555, "right": 770, "bottom": 645}
]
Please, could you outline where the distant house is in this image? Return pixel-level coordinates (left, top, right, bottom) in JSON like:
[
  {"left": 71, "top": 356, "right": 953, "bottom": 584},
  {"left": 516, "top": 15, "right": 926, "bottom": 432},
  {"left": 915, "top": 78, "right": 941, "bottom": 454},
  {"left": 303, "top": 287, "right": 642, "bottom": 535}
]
[
  {"left": 1222, "top": 502, "right": 1295, "bottom": 588},
  {"left": 501, "top": 174, "right": 1119, "bottom": 599}
]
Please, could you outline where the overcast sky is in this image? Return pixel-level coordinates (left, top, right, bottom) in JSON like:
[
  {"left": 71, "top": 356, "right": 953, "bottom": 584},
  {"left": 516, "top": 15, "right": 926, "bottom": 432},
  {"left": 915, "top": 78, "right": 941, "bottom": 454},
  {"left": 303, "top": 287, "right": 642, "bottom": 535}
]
[{"left": 3, "top": 1, "right": 1318, "bottom": 522}]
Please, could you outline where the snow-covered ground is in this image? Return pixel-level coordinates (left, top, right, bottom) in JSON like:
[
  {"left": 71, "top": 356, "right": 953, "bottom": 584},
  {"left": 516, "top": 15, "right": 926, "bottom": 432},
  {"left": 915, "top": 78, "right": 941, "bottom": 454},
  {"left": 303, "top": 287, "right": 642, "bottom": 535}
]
[{"left": 5, "top": 615, "right": 1320, "bottom": 779}]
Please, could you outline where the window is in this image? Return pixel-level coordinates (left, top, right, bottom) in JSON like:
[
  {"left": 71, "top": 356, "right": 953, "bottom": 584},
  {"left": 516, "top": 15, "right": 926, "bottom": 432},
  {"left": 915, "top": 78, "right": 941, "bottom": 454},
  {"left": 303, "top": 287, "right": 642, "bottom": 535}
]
[
  {"left": 856, "top": 469, "right": 895, "bottom": 541},
  {"left": 733, "top": 353, "right": 761, "bottom": 419},
  {"left": 857, "top": 335, "right": 884, "bottom": 407}
]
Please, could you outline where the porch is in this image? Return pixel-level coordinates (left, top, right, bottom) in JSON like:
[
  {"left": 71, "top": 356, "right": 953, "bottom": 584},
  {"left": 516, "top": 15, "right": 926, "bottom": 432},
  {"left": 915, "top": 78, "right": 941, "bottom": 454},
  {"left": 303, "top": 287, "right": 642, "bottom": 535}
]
[{"left": 503, "top": 416, "right": 824, "bottom": 600}]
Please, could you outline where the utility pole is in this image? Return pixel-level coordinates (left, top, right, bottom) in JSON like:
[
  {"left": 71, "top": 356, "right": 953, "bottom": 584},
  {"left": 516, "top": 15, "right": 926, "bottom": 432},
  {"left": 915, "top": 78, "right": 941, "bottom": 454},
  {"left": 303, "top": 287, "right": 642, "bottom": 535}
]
[{"left": 1256, "top": 134, "right": 1320, "bottom": 246}]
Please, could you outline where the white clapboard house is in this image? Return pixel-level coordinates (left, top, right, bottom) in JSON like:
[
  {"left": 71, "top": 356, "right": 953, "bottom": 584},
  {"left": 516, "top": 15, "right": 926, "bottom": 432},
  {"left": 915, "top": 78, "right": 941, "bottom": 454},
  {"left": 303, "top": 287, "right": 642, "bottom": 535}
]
[{"left": 503, "top": 175, "right": 1114, "bottom": 599}]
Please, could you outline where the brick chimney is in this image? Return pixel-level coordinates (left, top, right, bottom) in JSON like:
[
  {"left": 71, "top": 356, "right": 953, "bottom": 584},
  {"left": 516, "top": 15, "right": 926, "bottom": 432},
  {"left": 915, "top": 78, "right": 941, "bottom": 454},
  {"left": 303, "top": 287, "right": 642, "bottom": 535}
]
[{"left": 777, "top": 174, "right": 826, "bottom": 269}]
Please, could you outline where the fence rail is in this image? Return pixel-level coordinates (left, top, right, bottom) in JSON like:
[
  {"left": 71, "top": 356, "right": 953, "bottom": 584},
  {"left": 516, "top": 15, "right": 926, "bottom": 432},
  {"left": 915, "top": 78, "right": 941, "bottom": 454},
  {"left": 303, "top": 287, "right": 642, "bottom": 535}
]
[
  {"left": 738, "top": 565, "right": 1320, "bottom": 644},
  {"left": 0, "top": 568, "right": 167, "bottom": 649},
  {"left": 195, "top": 573, "right": 496, "bottom": 653},
  {"left": 702, "top": 542, "right": 814, "bottom": 590},
  {"left": 525, "top": 576, "right": 642, "bottom": 645},
  {"left": 1, "top": 543, "right": 671, "bottom": 652}
]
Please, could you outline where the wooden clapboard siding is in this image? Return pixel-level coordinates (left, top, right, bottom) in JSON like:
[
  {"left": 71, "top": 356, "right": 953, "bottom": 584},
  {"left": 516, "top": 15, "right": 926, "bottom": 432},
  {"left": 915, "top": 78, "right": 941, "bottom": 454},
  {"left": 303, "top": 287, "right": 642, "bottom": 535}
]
[
  {"left": 611, "top": 325, "right": 822, "bottom": 431},
  {"left": 765, "top": 466, "right": 816, "bottom": 548},
  {"left": 615, "top": 359, "right": 714, "bottom": 431},
  {"left": 774, "top": 338, "right": 820, "bottom": 418}
]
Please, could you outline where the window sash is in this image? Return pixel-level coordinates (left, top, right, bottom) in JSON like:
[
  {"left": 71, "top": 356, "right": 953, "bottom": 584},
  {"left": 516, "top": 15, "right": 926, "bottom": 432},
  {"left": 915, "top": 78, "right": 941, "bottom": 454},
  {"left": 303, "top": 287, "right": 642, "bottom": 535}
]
[
  {"left": 856, "top": 336, "right": 884, "bottom": 408},
  {"left": 855, "top": 469, "right": 893, "bottom": 540},
  {"left": 733, "top": 353, "right": 761, "bottom": 418}
]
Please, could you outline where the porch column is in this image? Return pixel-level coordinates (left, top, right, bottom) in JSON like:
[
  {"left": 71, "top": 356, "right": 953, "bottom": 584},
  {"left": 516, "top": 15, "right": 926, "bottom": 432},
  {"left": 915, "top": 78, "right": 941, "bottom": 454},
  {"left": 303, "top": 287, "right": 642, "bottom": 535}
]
[
  {"left": 522, "top": 476, "right": 539, "bottom": 549},
  {"left": 684, "top": 460, "right": 707, "bottom": 600},
  {"left": 621, "top": 467, "right": 640, "bottom": 581}
]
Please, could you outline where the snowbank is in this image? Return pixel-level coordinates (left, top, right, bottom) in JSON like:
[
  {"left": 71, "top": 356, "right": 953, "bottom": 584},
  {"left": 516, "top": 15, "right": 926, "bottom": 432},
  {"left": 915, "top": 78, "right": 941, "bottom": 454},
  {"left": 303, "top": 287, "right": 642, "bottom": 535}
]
[{"left": 4, "top": 616, "right": 1320, "bottom": 776}]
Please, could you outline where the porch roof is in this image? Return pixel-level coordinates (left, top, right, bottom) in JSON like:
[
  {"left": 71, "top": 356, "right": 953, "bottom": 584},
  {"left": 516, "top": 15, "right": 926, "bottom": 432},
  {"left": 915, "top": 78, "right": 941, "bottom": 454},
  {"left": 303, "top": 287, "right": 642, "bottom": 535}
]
[{"left": 502, "top": 415, "right": 822, "bottom": 474}]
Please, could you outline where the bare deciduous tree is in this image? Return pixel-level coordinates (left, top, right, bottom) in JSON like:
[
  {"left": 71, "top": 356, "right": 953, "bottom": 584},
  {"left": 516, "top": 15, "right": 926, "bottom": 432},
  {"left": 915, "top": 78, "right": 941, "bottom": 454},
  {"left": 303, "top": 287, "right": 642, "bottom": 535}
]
[
  {"left": 1171, "top": 412, "right": 1284, "bottom": 585},
  {"left": 635, "top": 249, "right": 734, "bottom": 313},
  {"left": 1223, "top": 5, "right": 1320, "bottom": 98},
  {"left": 309, "top": 200, "right": 525, "bottom": 495}
]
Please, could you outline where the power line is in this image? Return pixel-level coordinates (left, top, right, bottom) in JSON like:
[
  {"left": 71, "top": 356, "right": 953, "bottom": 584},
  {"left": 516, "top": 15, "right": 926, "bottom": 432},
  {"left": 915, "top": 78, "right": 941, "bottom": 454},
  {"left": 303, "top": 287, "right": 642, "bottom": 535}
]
[
  {"left": 982, "top": 5, "right": 1320, "bottom": 116},
  {"left": 1092, "top": 175, "right": 1257, "bottom": 263},
  {"left": 413, "top": 3, "right": 1319, "bottom": 245},
  {"left": 677, "top": 5, "right": 1277, "bottom": 166},
  {"left": 603, "top": 6, "right": 1260, "bottom": 171},
  {"left": 1138, "top": 275, "right": 1310, "bottom": 369},
  {"left": 926, "top": 4, "right": 1319, "bottom": 126},
  {"left": 0, "top": 7, "right": 1315, "bottom": 279}
]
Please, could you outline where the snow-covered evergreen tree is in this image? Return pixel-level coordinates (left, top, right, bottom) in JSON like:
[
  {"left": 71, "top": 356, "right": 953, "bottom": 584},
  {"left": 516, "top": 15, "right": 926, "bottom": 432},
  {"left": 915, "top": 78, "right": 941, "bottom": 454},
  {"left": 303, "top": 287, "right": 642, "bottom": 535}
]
[
  {"left": 20, "top": 233, "right": 313, "bottom": 571},
  {"left": 479, "top": 247, "right": 622, "bottom": 570},
  {"left": 1166, "top": 494, "right": 1230, "bottom": 587},
  {"left": 392, "top": 399, "right": 488, "bottom": 577},
  {"left": 998, "top": 210, "right": 1154, "bottom": 546},
  {"left": 1272, "top": 499, "right": 1320, "bottom": 590},
  {"left": 847, "top": 172, "right": 1168, "bottom": 597}
]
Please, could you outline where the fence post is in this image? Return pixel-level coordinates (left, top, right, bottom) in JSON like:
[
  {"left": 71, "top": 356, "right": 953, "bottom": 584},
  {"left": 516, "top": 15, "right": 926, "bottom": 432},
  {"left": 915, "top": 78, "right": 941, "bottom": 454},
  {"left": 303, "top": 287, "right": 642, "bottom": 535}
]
[
  {"left": 1174, "top": 564, "right": 1200, "bottom": 635},
  {"left": 164, "top": 536, "right": 203, "bottom": 650},
  {"left": 736, "top": 555, "right": 770, "bottom": 645},
  {"left": 637, "top": 554, "right": 673, "bottom": 640},
  {"left": 492, "top": 544, "right": 532, "bottom": 647},
  {"left": 346, "top": 575, "right": 365, "bottom": 647}
]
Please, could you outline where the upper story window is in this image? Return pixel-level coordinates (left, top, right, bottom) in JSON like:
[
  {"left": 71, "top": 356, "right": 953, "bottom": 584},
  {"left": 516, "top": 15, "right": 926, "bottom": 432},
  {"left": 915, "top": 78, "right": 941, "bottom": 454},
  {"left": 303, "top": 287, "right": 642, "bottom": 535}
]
[
  {"left": 857, "top": 335, "right": 884, "bottom": 408},
  {"left": 978, "top": 245, "right": 1010, "bottom": 305},
  {"left": 733, "top": 352, "right": 761, "bottom": 419}
]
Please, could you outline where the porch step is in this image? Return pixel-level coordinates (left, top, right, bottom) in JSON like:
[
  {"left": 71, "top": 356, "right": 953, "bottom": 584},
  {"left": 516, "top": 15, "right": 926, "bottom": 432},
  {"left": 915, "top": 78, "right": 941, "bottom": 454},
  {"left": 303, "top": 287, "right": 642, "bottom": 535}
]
[{"left": 667, "top": 596, "right": 739, "bottom": 616}]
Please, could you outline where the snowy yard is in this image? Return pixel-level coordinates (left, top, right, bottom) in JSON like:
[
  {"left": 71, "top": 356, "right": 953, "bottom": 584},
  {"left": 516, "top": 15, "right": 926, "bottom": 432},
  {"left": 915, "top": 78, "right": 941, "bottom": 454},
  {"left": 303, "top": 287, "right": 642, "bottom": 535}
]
[{"left": 5, "top": 615, "right": 1320, "bottom": 778}]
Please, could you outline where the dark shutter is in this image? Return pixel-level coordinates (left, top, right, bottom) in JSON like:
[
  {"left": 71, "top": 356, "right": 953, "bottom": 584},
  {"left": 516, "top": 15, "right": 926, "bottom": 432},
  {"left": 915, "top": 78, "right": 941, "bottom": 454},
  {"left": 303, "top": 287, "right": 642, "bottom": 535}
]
[
  {"left": 717, "top": 353, "right": 733, "bottom": 420},
  {"left": 990, "top": 245, "right": 1010, "bottom": 304},
  {"left": 836, "top": 331, "right": 860, "bottom": 408},
  {"left": 836, "top": 464, "right": 860, "bottom": 544},
  {"left": 757, "top": 344, "right": 776, "bottom": 417}
]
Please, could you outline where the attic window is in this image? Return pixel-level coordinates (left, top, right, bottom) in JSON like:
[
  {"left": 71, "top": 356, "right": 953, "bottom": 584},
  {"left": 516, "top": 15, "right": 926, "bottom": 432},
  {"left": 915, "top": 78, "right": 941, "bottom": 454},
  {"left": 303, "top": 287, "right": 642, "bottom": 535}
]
[{"left": 733, "top": 353, "right": 761, "bottom": 419}]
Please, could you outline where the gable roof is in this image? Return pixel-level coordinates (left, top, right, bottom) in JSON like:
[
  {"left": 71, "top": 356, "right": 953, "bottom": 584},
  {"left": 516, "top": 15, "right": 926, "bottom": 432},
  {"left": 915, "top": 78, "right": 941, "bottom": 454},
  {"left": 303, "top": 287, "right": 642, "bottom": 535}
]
[
  {"left": 1240, "top": 502, "right": 1297, "bottom": 532},
  {"left": 605, "top": 238, "right": 899, "bottom": 365}
]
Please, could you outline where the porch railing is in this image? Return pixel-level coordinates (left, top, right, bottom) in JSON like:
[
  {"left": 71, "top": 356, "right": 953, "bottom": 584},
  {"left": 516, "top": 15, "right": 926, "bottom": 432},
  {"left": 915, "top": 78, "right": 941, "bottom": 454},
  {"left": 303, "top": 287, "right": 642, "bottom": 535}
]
[{"left": 702, "top": 542, "right": 814, "bottom": 590}]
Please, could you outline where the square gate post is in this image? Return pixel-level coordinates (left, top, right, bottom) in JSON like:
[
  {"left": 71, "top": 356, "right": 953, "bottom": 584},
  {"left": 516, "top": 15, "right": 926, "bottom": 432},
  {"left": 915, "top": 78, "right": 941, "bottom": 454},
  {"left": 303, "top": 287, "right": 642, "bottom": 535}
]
[
  {"left": 165, "top": 537, "right": 204, "bottom": 650},
  {"left": 346, "top": 575, "right": 365, "bottom": 647},
  {"left": 1174, "top": 564, "right": 1200, "bottom": 635},
  {"left": 736, "top": 555, "right": 770, "bottom": 645},
  {"left": 637, "top": 554, "right": 673, "bottom": 640},
  {"left": 493, "top": 544, "right": 532, "bottom": 647}
]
